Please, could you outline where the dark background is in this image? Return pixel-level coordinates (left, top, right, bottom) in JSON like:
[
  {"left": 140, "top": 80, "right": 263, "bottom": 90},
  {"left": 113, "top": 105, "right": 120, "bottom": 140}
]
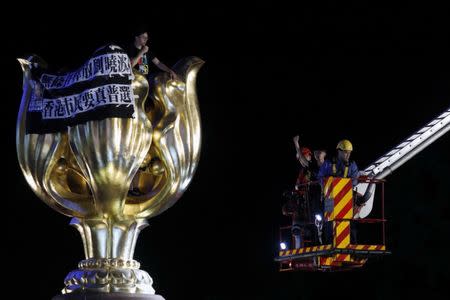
[{"left": 3, "top": 1, "right": 450, "bottom": 299}]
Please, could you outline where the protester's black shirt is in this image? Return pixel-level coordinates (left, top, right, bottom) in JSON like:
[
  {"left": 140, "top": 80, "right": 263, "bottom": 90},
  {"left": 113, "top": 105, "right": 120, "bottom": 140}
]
[{"left": 126, "top": 45, "right": 156, "bottom": 75}]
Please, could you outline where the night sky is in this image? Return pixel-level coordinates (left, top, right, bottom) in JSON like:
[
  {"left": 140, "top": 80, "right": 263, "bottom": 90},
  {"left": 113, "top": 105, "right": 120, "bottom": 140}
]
[{"left": 3, "top": 2, "right": 450, "bottom": 299}]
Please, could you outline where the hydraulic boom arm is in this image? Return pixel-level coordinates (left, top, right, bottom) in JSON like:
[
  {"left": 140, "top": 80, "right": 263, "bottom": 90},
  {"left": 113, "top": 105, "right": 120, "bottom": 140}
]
[{"left": 356, "top": 106, "right": 450, "bottom": 218}]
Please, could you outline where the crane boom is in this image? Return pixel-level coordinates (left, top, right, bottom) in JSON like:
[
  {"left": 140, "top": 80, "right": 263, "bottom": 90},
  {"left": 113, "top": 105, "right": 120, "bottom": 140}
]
[{"left": 356, "top": 106, "right": 450, "bottom": 218}]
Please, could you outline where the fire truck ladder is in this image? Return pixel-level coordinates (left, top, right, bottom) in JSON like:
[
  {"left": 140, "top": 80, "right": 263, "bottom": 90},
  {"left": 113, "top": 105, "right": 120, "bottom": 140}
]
[{"left": 356, "top": 105, "right": 450, "bottom": 218}]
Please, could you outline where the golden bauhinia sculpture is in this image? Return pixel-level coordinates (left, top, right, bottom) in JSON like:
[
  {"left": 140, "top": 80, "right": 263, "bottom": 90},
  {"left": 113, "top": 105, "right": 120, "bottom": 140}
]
[{"left": 16, "top": 44, "right": 204, "bottom": 299}]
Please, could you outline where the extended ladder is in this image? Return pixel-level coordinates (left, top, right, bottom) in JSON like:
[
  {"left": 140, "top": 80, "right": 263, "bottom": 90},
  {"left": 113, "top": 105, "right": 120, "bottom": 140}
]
[{"left": 356, "top": 106, "right": 450, "bottom": 218}]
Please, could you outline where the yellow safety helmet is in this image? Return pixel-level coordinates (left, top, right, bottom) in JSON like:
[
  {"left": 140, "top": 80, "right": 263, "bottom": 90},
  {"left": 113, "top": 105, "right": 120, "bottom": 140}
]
[{"left": 336, "top": 139, "right": 353, "bottom": 151}]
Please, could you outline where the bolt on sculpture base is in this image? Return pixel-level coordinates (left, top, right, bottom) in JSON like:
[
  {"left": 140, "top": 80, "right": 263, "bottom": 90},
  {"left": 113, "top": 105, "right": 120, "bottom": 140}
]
[{"left": 17, "top": 45, "right": 203, "bottom": 299}]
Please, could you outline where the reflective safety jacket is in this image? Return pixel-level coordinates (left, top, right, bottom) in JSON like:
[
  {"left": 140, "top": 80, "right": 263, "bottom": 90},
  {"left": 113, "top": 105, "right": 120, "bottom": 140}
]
[{"left": 317, "top": 158, "right": 359, "bottom": 186}]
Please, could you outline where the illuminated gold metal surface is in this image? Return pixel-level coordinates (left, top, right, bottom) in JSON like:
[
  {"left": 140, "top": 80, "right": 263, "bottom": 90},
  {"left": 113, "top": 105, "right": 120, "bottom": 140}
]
[{"left": 17, "top": 56, "right": 204, "bottom": 295}]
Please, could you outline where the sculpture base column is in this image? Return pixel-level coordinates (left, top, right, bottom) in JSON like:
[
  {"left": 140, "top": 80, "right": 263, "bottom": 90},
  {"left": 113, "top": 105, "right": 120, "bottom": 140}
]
[{"left": 52, "top": 293, "right": 165, "bottom": 300}]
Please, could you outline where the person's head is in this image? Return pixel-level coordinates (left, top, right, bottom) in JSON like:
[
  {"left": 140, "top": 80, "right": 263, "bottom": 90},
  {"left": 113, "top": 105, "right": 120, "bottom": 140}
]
[
  {"left": 132, "top": 25, "right": 149, "bottom": 47},
  {"left": 301, "top": 147, "right": 312, "bottom": 162},
  {"left": 336, "top": 139, "right": 353, "bottom": 163},
  {"left": 314, "top": 149, "right": 327, "bottom": 166},
  {"left": 134, "top": 31, "right": 149, "bottom": 48}
]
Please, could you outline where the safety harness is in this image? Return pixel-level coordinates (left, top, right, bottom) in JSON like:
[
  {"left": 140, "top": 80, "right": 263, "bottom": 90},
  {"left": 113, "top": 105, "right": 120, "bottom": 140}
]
[{"left": 331, "top": 157, "right": 350, "bottom": 178}]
